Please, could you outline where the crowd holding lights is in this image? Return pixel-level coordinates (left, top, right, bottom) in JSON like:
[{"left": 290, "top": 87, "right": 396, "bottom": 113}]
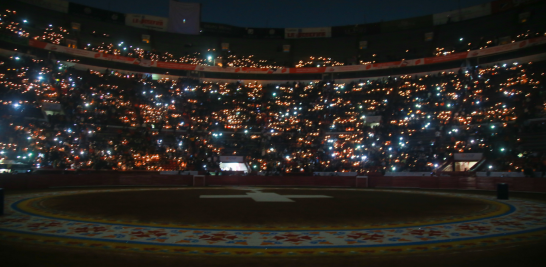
[
  {"left": 1, "top": 8, "right": 546, "bottom": 174},
  {"left": 0, "top": 10, "right": 30, "bottom": 38},
  {"left": 1, "top": 50, "right": 546, "bottom": 174},
  {"left": 33, "top": 25, "right": 68, "bottom": 45},
  {"left": 295, "top": 56, "right": 345, "bottom": 68},
  {"left": 2, "top": 9, "right": 545, "bottom": 69}
]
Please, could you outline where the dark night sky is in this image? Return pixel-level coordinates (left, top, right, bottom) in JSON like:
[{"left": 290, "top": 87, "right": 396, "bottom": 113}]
[{"left": 68, "top": 0, "right": 493, "bottom": 28}]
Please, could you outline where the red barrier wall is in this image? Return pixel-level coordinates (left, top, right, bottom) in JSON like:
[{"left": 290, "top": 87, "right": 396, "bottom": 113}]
[
  {"left": 0, "top": 174, "right": 194, "bottom": 190},
  {"left": 356, "top": 178, "right": 368, "bottom": 188},
  {"left": 368, "top": 176, "right": 546, "bottom": 193},
  {"left": 419, "top": 177, "right": 439, "bottom": 189},
  {"left": 1, "top": 174, "right": 545, "bottom": 193},
  {"left": 392, "top": 177, "right": 421, "bottom": 188},
  {"left": 206, "top": 175, "right": 356, "bottom": 187}
]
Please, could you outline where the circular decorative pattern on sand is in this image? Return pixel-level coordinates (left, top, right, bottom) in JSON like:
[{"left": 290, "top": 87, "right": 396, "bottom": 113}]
[
  {"left": 29, "top": 188, "right": 499, "bottom": 229},
  {"left": 1, "top": 188, "right": 546, "bottom": 256}
]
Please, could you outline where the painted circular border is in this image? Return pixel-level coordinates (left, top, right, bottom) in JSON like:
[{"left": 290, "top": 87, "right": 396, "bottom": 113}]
[
  {"left": 15, "top": 188, "right": 510, "bottom": 230},
  {"left": 1, "top": 188, "right": 545, "bottom": 257}
]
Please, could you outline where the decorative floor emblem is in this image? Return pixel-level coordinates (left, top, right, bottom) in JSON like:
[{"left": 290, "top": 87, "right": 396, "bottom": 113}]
[
  {"left": 2, "top": 188, "right": 546, "bottom": 257},
  {"left": 200, "top": 190, "right": 332, "bottom": 202}
]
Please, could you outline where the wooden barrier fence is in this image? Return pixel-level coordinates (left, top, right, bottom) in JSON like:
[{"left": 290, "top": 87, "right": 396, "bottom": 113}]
[{"left": 0, "top": 174, "right": 545, "bottom": 193}]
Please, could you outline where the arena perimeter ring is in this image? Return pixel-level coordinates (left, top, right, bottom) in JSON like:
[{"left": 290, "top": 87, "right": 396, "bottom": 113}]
[{"left": 1, "top": 188, "right": 546, "bottom": 257}]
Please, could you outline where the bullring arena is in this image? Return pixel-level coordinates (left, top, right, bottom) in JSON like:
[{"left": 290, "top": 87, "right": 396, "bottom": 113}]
[
  {"left": 1, "top": 0, "right": 546, "bottom": 266},
  {"left": 1, "top": 174, "right": 546, "bottom": 267}
]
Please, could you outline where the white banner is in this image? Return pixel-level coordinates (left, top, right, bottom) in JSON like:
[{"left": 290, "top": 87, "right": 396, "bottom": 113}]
[
  {"left": 285, "top": 27, "right": 331, "bottom": 39},
  {"left": 126, "top": 14, "right": 168, "bottom": 32}
]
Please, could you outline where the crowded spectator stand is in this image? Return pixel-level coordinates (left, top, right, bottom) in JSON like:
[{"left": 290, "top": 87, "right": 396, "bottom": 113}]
[{"left": 0, "top": 4, "right": 545, "bottom": 191}]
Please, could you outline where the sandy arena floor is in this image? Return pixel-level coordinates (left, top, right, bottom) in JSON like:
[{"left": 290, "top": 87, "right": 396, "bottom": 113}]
[{"left": 1, "top": 187, "right": 546, "bottom": 267}]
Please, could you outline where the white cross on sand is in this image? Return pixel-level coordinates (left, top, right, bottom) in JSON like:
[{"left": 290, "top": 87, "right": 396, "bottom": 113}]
[{"left": 200, "top": 189, "right": 332, "bottom": 202}]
